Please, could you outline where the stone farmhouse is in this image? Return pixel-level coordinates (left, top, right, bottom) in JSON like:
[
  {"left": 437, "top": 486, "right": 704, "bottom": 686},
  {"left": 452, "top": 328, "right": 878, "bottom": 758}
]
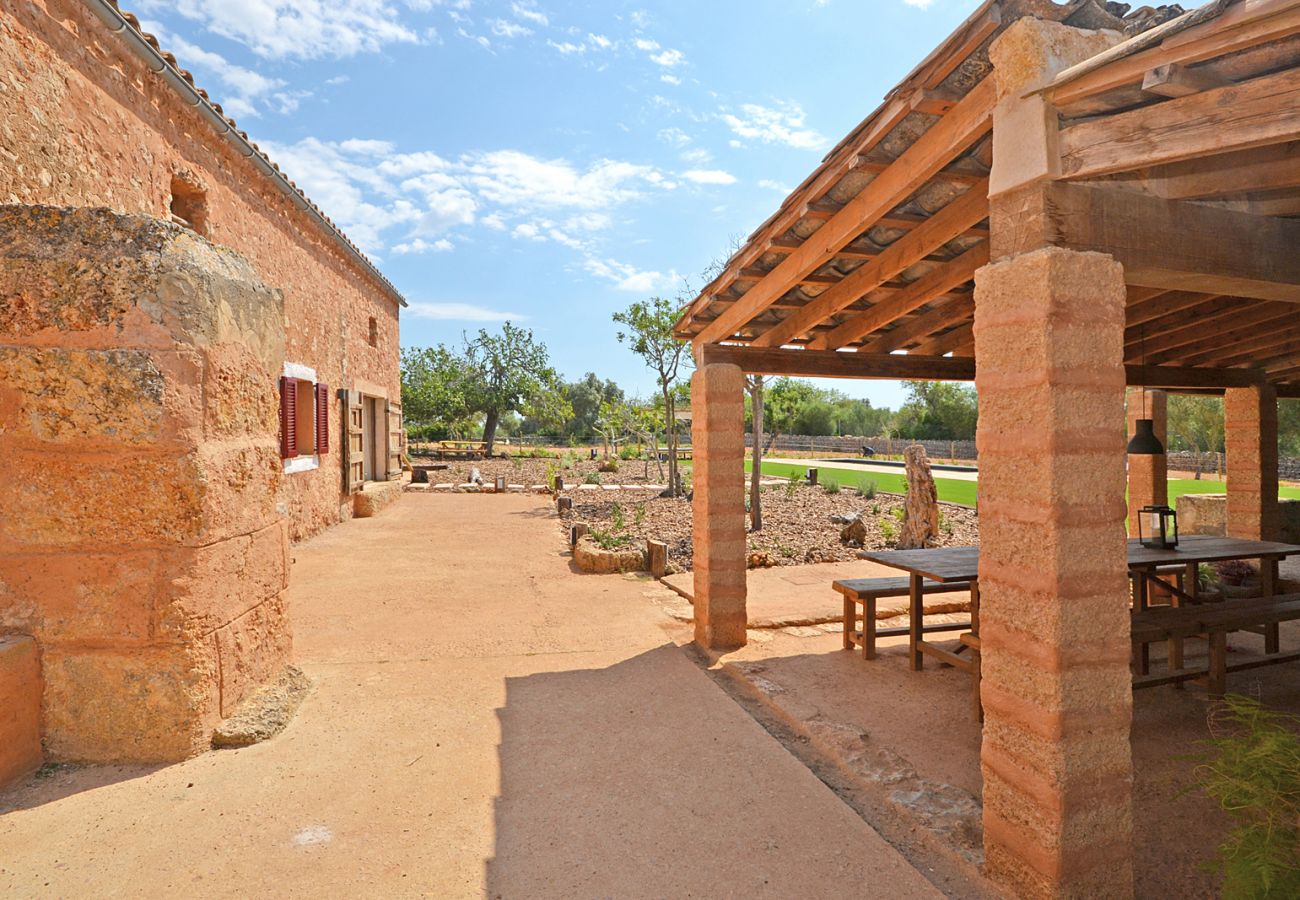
[{"left": 1, "top": 1, "right": 405, "bottom": 768}]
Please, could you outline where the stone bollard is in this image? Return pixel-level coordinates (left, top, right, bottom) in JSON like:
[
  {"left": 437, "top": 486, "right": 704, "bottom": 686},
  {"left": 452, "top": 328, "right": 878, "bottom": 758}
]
[
  {"left": 557, "top": 496, "right": 573, "bottom": 513},
  {"left": 570, "top": 522, "right": 588, "bottom": 547},
  {"left": 553, "top": 474, "right": 565, "bottom": 492},
  {"left": 494, "top": 475, "right": 506, "bottom": 493},
  {"left": 647, "top": 539, "right": 668, "bottom": 578},
  {"left": 806, "top": 467, "right": 818, "bottom": 486}
]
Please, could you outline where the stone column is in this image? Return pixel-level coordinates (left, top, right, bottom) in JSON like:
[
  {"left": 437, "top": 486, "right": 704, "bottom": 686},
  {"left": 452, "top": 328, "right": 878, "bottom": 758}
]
[
  {"left": 975, "top": 247, "right": 1134, "bottom": 898},
  {"left": 690, "top": 362, "right": 747, "bottom": 649},
  {"left": 1126, "top": 388, "right": 1169, "bottom": 536},
  {"left": 1224, "top": 385, "right": 1280, "bottom": 541}
]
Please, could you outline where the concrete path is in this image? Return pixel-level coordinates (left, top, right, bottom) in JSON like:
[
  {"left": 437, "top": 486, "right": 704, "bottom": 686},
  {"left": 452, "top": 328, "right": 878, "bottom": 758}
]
[
  {"left": 0, "top": 494, "right": 939, "bottom": 899},
  {"left": 807, "top": 459, "right": 980, "bottom": 482}
]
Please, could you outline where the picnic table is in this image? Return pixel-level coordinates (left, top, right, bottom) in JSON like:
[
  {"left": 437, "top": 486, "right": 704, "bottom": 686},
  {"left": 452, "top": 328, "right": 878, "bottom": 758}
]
[
  {"left": 432, "top": 440, "right": 488, "bottom": 460},
  {"left": 858, "top": 535, "right": 1300, "bottom": 700}
]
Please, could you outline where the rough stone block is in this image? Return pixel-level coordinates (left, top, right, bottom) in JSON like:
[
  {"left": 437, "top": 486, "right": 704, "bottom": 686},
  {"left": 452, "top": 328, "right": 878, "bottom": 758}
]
[
  {"left": 0, "top": 635, "right": 43, "bottom": 788},
  {"left": 353, "top": 479, "right": 404, "bottom": 518},
  {"left": 213, "top": 592, "right": 292, "bottom": 717},
  {"left": 162, "top": 521, "right": 288, "bottom": 638},
  {"left": 0, "top": 550, "right": 158, "bottom": 643},
  {"left": 41, "top": 643, "right": 219, "bottom": 763}
]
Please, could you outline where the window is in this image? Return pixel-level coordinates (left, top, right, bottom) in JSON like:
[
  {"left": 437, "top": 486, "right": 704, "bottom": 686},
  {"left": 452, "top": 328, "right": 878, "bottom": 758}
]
[
  {"left": 368, "top": 316, "right": 378, "bottom": 348},
  {"left": 169, "top": 174, "right": 209, "bottom": 236},
  {"left": 280, "top": 366, "right": 330, "bottom": 473}
]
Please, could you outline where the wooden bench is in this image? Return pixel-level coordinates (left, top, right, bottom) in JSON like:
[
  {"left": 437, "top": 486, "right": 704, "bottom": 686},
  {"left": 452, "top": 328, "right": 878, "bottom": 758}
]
[
  {"left": 833, "top": 576, "right": 972, "bottom": 661},
  {"left": 1131, "top": 594, "right": 1300, "bottom": 695}
]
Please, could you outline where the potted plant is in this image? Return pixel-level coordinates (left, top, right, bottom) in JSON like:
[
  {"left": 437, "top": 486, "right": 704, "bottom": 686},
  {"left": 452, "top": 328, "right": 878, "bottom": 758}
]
[
  {"left": 1196, "top": 563, "right": 1224, "bottom": 603},
  {"left": 1215, "top": 559, "right": 1261, "bottom": 600}
]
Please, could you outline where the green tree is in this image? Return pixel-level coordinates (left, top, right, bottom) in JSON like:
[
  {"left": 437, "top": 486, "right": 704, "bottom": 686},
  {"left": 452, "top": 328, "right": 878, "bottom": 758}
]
[
  {"left": 463, "top": 322, "right": 564, "bottom": 456},
  {"left": 562, "top": 373, "right": 625, "bottom": 442},
  {"left": 400, "top": 345, "right": 472, "bottom": 440},
  {"left": 613, "top": 297, "right": 691, "bottom": 497},
  {"left": 893, "top": 381, "right": 978, "bottom": 440}
]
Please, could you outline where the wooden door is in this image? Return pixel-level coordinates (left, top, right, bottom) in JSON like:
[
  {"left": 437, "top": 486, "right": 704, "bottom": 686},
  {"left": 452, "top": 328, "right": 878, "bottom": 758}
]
[
  {"left": 386, "top": 400, "right": 403, "bottom": 479},
  {"left": 342, "top": 389, "right": 364, "bottom": 494}
]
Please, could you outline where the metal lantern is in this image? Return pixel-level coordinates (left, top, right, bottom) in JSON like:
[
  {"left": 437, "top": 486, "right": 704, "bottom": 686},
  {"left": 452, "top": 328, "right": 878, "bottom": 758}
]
[{"left": 1138, "top": 504, "right": 1179, "bottom": 550}]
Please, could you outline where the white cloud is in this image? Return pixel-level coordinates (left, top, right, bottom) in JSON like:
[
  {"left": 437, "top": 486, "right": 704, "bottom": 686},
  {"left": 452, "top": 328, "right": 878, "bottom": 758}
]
[
  {"left": 583, "top": 257, "right": 678, "bottom": 293},
  {"left": 587, "top": 33, "right": 613, "bottom": 49},
  {"left": 649, "top": 48, "right": 685, "bottom": 67},
  {"left": 488, "top": 18, "right": 531, "bottom": 38},
  {"left": 481, "top": 213, "right": 507, "bottom": 231},
  {"left": 406, "top": 302, "right": 528, "bottom": 322},
  {"left": 660, "top": 74, "right": 682, "bottom": 86},
  {"left": 720, "top": 102, "right": 828, "bottom": 151},
  {"left": 512, "top": 222, "right": 544, "bottom": 240},
  {"left": 339, "top": 139, "right": 396, "bottom": 155},
  {"left": 633, "top": 38, "right": 660, "bottom": 51},
  {"left": 658, "top": 127, "right": 691, "bottom": 147},
  {"left": 758, "top": 178, "right": 792, "bottom": 193},
  {"left": 682, "top": 169, "right": 737, "bottom": 185},
  {"left": 139, "top": 25, "right": 286, "bottom": 118},
  {"left": 904, "top": 0, "right": 935, "bottom": 7},
  {"left": 393, "top": 237, "right": 454, "bottom": 254},
  {"left": 458, "top": 27, "right": 491, "bottom": 49},
  {"left": 511, "top": 1, "right": 548, "bottom": 25},
  {"left": 461, "top": 150, "right": 671, "bottom": 210},
  {"left": 681, "top": 147, "right": 713, "bottom": 164},
  {"left": 547, "top": 39, "right": 585, "bottom": 54},
  {"left": 137, "top": 0, "right": 435, "bottom": 60}
]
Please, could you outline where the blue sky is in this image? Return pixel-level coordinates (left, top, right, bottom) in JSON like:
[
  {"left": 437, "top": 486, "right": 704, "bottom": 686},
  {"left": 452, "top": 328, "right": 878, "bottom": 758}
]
[{"left": 134, "top": 0, "right": 979, "bottom": 408}]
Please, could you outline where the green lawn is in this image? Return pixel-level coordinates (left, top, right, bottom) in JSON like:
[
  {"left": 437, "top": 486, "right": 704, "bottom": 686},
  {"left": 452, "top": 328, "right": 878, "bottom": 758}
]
[{"left": 745, "top": 462, "right": 1300, "bottom": 510}]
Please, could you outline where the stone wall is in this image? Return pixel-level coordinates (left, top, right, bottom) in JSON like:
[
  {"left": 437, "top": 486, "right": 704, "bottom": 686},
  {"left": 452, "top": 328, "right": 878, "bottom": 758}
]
[
  {"left": 0, "top": 1, "right": 402, "bottom": 541},
  {"left": 0, "top": 208, "right": 291, "bottom": 762},
  {"left": 1178, "top": 493, "right": 1300, "bottom": 544}
]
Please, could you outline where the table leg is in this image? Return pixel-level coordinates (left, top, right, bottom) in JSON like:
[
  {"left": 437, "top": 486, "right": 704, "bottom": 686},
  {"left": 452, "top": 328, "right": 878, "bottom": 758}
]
[
  {"left": 864, "top": 595, "right": 877, "bottom": 661},
  {"left": 1263, "top": 556, "right": 1279, "bottom": 655},
  {"left": 1208, "top": 631, "right": 1228, "bottom": 698},
  {"left": 842, "top": 594, "right": 853, "bottom": 651},
  {"left": 1136, "top": 568, "right": 1152, "bottom": 675},
  {"left": 909, "top": 573, "right": 923, "bottom": 672}
]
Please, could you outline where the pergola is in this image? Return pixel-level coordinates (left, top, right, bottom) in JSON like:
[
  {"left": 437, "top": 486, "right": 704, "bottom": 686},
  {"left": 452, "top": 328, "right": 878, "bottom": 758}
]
[{"left": 673, "top": 1, "right": 1300, "bottom": 896}]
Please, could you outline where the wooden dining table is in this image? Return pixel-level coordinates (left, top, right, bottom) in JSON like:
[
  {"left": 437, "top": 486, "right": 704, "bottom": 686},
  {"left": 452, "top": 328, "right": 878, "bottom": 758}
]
[{"left": 860, "top": 535, "right": 1300, "bottom": 676}]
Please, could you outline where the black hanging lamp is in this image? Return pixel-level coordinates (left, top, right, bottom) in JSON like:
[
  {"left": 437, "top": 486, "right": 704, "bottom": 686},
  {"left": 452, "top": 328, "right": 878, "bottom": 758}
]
[{"left": 1127, "top": 324, "right": 1166, "bottom": 456}]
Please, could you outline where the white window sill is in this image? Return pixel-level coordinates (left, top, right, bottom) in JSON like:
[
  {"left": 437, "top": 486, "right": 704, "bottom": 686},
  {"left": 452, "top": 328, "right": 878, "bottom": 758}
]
[{"left": 284, "top": 455, "right": 320, "bottom": 475}]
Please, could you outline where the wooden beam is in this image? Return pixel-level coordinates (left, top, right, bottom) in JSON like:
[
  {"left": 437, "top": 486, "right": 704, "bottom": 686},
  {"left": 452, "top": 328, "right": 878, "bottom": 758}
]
[
  {"left": 1124, "top": 297, "right": 1238, "bottom": 352},
  {"left": 696, "top": 345, "right": 977, "bottom": 381},
  {"left": 1126, "top": 365, "right": 1264, "bottom": 390},
  {"left": 1059, "top": 66, "right": 1300, "bottom": 180},
  {"left": 861, "top": 297, "right": 973, "bottom": 354},
  {"left": 1149, "top": 141, "right": 1300, "bottom": 200},
  {"left": 813, "top": 242, "right": 987, "bottom": 351},
  {"left": 911, "top": 321, "right": 973, "bottom": 357},
  {"left": 1133, "top": 303, "right": 1292, "bottom": 363},
  {"left": 754, "top": 184, "right": 989, "bottom": 349},
  {"left": 1276, "top": 383, "right": 1300, "bottom": 399},
  {"left": 691, "top": 77, "right": 996, "bottom": 345},
  {"left": 1141, "top": 63, "right": 1231, "bottom": 98},
  {"left": 1046, "top": 0, "right": 1300, "bottom": 109},
  {"left": 1162, "top": 317, "right": 1300, "bottom": 367},
  {"left": 1014, "top": 182, "right": 1300, "bottom": 303},
  {"left": 1126, "top": 290, "right": 1214, "bottom": 327}
]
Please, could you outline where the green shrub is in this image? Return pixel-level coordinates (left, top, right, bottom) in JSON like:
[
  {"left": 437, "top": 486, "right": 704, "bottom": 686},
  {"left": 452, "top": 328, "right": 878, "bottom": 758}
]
[
  {"left": 584, "top": 472, "right": 602, "bottom": 485},
  {"left": 610, "top": 502, "right": 625, "bottom": 531},
  {"left": 823, "top": 479, "right": 840, "bottom": 494},
  {"left": 858, "top": 480, "right": 877, "bottom": 500},
  {"left": 589, "top": 527, "right": 633, "bottom": 550},
  {"left": 881, "top": 520, "right": 896, "bottom": 542},
  {"left": 633, "top": 502, "right": 647, "bottom": 526},
  {"left": 619, "top": 446, "right": 640, "bottom": 460},
  {"left": 784, "top": 476, "right": 800, "bottom": 499},
  {"left": 1193, "top": 695, "right": 1300, "bottom": 898},
  {"left": 892, "top": 507, "right": 906, "bottom": 522}
]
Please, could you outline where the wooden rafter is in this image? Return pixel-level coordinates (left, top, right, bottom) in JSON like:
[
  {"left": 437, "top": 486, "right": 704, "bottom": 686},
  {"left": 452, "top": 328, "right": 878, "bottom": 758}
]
[
  {"left": 690, "top": 77, "right": 996, "bottom": 345},
  {"left": 753, "top": 183, "right": 989, "bottom": 348},
  {"left": 1125, "top": 290, "right": 1215, "bottom": 327},
  {"left": 860, "top": 296, "right": 973, "bottom": 354},
  {"left": 1141, "top": 304, "right": 1299, "bottom": 365},
  {"left": 1148, "top": 141, "right": 1300, "bottom": 200},
  {"left": 813, "top": 242, "right": 988, "bottom": 351},
  {"left": 697, "top": 344, "right": 978, "bottom": 381},
  {"left": 911, "top": 321, "right": 973, "bottom": 357},
  {"left": 1188, "top": 321, "right": 1300, "bottom": 367},
  {"left": 1059, "top": 66, "right": 1300, "bottom": 179}
]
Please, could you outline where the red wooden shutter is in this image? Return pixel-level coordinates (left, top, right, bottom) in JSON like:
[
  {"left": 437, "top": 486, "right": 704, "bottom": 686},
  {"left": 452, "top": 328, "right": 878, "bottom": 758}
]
[
  {"left": 315, "top": 382, "right": 330, "bottom": 454},
  {"left": 280, "top": 376, "right": 298, "bottom": 459}
]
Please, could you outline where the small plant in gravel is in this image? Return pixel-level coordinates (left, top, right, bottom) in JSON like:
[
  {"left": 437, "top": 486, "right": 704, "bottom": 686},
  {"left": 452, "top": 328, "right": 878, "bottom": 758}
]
[
  {"left": 589, "top": 527, "right": 633, "bottom": 550},
  {"left": 892, "top": 507, "right": 906, "bottom": 522},
  {"left": 619, "top": 446, "right": 640, "bottom": 460},
  {"left": 784, "top": 476, "right": 800, "bottom": 499},
  {"left": 584, "top": 472, "right": 602, "bottom": 485},
  {"left": 881, "top": 520, "right": 897, "bottom": 543},
  {"left": 939, "top": 511, "right": 953, "bottom": 536},
  {"left": 871, "top": 503, "right": 880, "bottom": 516},
  {"left": 598, "top": 457, "right": 620, "bottom": 473},
  {"left": 858, "top": 480, "right": 877, "bottom": 500},
  {"left": 633, "top": 502, "right": 647, "bottom": 526},
  {"left": 610, "top": 502, "right": 625, "bottom": 531},
  {"left": 823, "top": 479, "right": 841, "bottom": 494}
]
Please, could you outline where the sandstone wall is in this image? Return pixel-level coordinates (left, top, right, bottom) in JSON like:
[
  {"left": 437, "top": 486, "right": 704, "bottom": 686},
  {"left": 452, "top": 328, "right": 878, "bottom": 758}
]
[
  {"left": 0, "top": 1, "right": 402, "bottom": 540},
  {"left": 0, "top": 208, "right": 291, "bottom": 762}
]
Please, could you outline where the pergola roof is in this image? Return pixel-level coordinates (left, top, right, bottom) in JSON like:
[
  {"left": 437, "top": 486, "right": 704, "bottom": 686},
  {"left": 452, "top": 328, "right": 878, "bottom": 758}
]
[{"left": 674, "top": 0, "right": 1300, "bottom": 396}]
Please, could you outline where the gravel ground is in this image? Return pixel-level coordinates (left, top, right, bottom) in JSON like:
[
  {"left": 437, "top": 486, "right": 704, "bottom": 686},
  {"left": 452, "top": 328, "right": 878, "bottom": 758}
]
[
  {"left": 411, "top": 452, "right": 674, "bottom": 487},
  {"left": 558, "top": 482, "right": 978, "bottom": 572}
]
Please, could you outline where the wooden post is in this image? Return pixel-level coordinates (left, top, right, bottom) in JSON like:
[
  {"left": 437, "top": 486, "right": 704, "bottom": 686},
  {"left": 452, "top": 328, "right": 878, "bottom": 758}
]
[
  {"left": 557, "top": 496, "right": 573, "bottom": 513},
  {"left": 806, "top": 467, "right": 819, "bottom": 486},
  {"left": 494, "top": 475, "right": 506, "bottom": 493},
  {"left": 647, "top": 540, "right": 668, "bottom": 578},
  {"left": 569, "top": 522, "right": 588, "bottom": 547}
]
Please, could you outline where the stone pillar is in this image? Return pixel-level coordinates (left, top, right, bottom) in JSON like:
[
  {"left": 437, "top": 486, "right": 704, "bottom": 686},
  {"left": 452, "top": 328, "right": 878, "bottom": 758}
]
[
  {"left": 1224, "top": 385, "right": 1280, "bottom": 541},
  {"left": 975, "top": 247, "right": 1134, "bottom": 898},
  {"left": 690, "top": 362, "right": 747, "bottom": 649},
  {"left": 0, "top": 207, "right": 291, "bottom": 763},
  {"left": 1126, "top": 388, "right": 1168, "bottom": 536}
]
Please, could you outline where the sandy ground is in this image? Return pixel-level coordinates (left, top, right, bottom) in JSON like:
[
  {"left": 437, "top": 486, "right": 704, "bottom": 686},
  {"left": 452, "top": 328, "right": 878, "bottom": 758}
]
[
  {"left": 709, "top": 569, "right": 1300, "bottom": 898},
  {"left": 0, "top": 494, "right": 945, "bottom": 899}
]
